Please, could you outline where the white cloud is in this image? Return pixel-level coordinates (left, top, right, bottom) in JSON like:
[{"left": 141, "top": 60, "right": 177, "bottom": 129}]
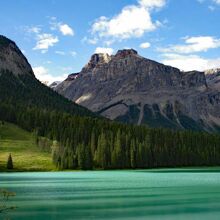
[
  {"left": 104, "top": 40, "right": 115, "bottom": 46},
  {"left": 197, "top": 0, "right": 219, "bottom": 10},
  {"left": 139, "top": 0, "right": 166, "bottom": 8},
  {"left": 95, "top": 47, "right": 114, "bottom": 55},
  {"left": 41, "top": 50, "right": 48, "bottom": 54},
  {"left": 158, "top": 36, "right": 220, "bottom": 54},
  {"left": 49, "top": 17, "right": 74, "bottom": 36},
  {"left": 33, "top": 66, "right": 67, "bottom": 84},
  {"left": 213, "top": 0, "right": 220, "bottom": 4},
  {"left": 28, "top": 26, "right": 41, "bottom": 34},
  {"left": 197, "top": 0, "right": 220, "bottom": 4},
  {"left": 91, "top": 0, "right": 166, "bottom": 41},
  {"left": 55, "top": 51, "right": 65, "bottom": 55},
  {"left": 161, "top": 53, "right": 220, "bottom": 71},
  {"left": 208, "top": 5, "right": 215, "bottom": 10},
  {"left": 70, "top": 51, "right": 77, "bottom": 57},
  {"left": 55, "top": 50, "right": 77, "bottom": 57},
  {"left": 60, "top": 66, "right": 73, "bottom": 72},
  {"left": 50, "top": 16, "right": 57, "bottom": 21},
  {"left": 82, "top": 36, "right": 98, "bottom": 45},
  {"left": 87, "top": 38, "right": 98, "bottom": 45},
  {"left": 59, "top": 24, "right": 74, "bottom": 36},
  {"left": 33, "top": 66, "right": 48, "bottom": 76},
  {"left": 140, "top": 42, "right": 151, "bottom": 48},
  {"left": 25, "top": 25, "right": 58, "bottom": 53},
  {"left": 33, "top": 33, "right": 59, "bottom": 51}
]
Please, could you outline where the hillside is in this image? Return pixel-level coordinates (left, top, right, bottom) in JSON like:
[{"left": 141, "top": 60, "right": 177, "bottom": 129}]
[{"left": 0, "top": 122, "right": 55, "bottom": 171}]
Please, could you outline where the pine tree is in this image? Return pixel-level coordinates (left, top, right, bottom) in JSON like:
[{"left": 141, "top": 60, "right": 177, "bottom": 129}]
[
  {"left": 130, "top": 139, "right": 136, "bottom": 169},
  {"left": 78, "top": 144, "right": 85, "bottom": 170},
  {"left": 96, "top": 132, "right": 108, "bottom": 169},
  {"left": 78, "top": 144, "right": 93, "bottom": 170},
  {"left": 112, "top": 130, "right": 123, "bottom": 168},
  {"left": 85, "top": 145, "right": 93, "bottom": 170},
  {"left": 7, "top": 153, "right": 13, "bottom": 169},
  {"left": 90, "top": 131, "right": 96, "bottom": 156}
]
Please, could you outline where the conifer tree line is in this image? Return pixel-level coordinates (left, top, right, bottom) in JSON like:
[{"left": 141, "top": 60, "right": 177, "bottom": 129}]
[
  {"left": 1, "top": 101, "right": 220, "bottom": 170},
  {"left": 1, "top": 71, "right": 220, "bottom": 170}
]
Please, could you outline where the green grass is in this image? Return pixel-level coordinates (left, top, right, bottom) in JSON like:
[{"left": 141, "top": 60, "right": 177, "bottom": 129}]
[{"left": 0, "top": 122, "right": 56, "bottom": 172}]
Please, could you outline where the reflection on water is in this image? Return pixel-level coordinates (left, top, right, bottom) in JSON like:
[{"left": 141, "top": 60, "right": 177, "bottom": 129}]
[{"left": 1, "top": 169, "right": 220, "bottom": 220}]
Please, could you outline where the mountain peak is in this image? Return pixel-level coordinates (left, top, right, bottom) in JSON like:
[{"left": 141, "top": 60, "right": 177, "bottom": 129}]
[
  {"left": 205, "top": 68, "right": 220, "bottom": 75},
  {"left": 82, "top": 53, "right": 111, "bottom": 72},
  {"left": 91, "top": 53, "right": 111, "bottom": 63},
  {"left": 0, "top": 35, "right": 16, "bottom": 48},
  {"left": 115, "top": 49, "right": 138, "bottom": 58}
]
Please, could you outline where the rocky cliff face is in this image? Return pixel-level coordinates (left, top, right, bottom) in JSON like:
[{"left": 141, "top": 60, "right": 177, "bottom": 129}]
[
  {"left": 205, "top": 68, "right": 220, "bottom": 91},
  {"left": 55, "top": 49, "right": 220, "bottom": 131},
  {"left": 49, "top": 81, "right": 61, "bottom": 89},
  {"left": 0, "top": 35, "right": 34, "bottom": 76}
]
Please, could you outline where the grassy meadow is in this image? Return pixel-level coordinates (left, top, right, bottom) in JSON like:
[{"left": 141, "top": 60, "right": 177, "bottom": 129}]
[{"left": 0, "top": 122, "right": 56, "bottom": 171}]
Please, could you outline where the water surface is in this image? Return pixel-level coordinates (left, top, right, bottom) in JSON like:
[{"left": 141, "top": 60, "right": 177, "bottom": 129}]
[{"left": 1, "top": 169, "right": 220, "bottom": 219}]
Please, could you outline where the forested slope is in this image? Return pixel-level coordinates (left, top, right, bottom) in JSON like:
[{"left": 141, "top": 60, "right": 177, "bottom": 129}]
[{"left": 1, "top": 35, "right": 220, "bottom": 170}]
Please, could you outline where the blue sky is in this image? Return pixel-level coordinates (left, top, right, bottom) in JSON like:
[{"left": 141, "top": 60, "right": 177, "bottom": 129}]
[{"left": 1, "top": 0, "right": 220, "bottom": 83}]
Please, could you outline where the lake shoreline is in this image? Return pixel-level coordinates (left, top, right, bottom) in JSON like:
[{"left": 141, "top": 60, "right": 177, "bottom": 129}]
[{"left": 1, "top": 166, "right": 220, "bottom": 173}]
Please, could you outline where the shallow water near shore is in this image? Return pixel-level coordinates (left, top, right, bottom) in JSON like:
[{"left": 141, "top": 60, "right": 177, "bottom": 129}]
[{"left": 1, "top": 168, "right": 220, "bottom": 219}]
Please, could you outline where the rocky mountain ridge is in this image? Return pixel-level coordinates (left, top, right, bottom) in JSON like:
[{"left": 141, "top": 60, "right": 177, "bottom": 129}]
[
  {"left": 205, "top": 68, "right": 220, "bottom": 91},
  {"left": 0, "top": 35, "right": 34, "bottom": 77},
  {"left": 55, "top": 49, "right": 220, "bottom": 131}
]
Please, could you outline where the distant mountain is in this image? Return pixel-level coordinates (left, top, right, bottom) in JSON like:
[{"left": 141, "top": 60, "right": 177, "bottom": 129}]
[
  {"left": 0, "top": 35, "right": 96, "bottom": 118},
  {"left": 56, "top": 49, "right": 220, "bottom": 131},
  {"left": 49, "top": 81, "right": 61, "bottom": 89}
]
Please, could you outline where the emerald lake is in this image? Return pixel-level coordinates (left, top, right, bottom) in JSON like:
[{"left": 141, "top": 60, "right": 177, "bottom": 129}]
[{"left": 1, "top": 169, "right": 220, "bottom": 219}]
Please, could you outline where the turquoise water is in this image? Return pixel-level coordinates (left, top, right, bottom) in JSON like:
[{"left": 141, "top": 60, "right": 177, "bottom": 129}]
[{"left": 1, "top": 169, "right": 220, "bottom": 219}]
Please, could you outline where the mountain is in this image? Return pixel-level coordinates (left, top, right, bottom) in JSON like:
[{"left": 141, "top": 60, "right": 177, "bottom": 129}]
[
  {"left": 55, "top": 49, "right": 220, "bottom": 131},
  {"left": 49, "top": 81, "right": 61, "bottom": 89},
  {"left": 205, "top": 68, "right": 220, "bottom": 91},
  {"left": 0, "top": 35, "right": 96, "bottom": 118},
  {"left": 0, "top": 35, "right": 34, "bottom": 77},
  {"left": 1, "top": 35, "right": 220, "bottom": 171}
]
